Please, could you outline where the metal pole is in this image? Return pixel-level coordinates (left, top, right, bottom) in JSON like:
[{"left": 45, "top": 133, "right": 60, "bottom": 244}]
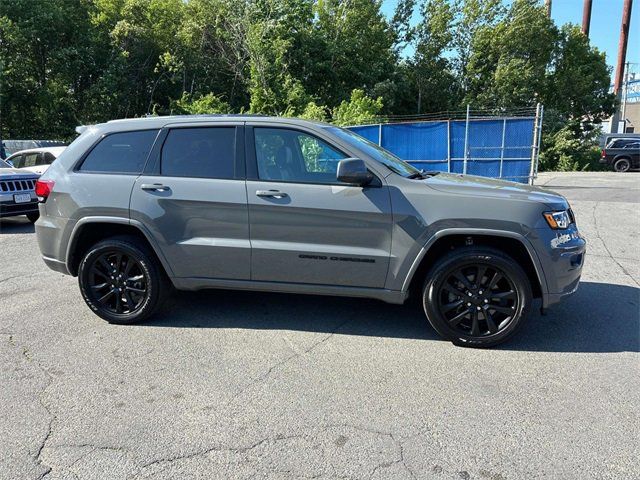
[
  {"left": 533, "top": 104, "right": 544, "bottom": 183},
  {"left": 463, "top": 104, "right": 470, "bottom": 175},
  {"left": 529, "top": 103, "right": 541, "bottom": 185},
  {"left": 582, "top": 0, "right": 593, "bottom": 36},
  {"left": 611, "top": 0, "right": 633, "bottom": 133},
  {"left": 621, "top": 62, "right": 630, "bottom": 132},
  {"left": 499, "top": 118, "right": 506, "bottom": 179},
  {"left": 378, "top": 123, "right": 382, "bottom": 146},
  {"left": 447, "top": 119, "right": 451, "bottom": 173}
]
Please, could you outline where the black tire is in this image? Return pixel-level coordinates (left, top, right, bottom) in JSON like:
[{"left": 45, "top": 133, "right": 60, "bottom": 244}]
[
  {"left": 78, "top": 235, "right": 169, "bottom": 324},
  {"left": 422, "top": 247, "right": 532, "bottom": 348},
  {"left": 26, "top": 212, "right": 39, "bottom": 223},
  {"left": 613, "top": 157, "right": 631, "bottom": 172}
]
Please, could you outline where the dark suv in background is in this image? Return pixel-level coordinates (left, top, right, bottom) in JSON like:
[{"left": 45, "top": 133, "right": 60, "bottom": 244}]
[
  {"left": 34, "top": 116, "right": 585, "bottom": 347},
  {"left": 600, "top": 138, "right": 640, "bottom": 172}
]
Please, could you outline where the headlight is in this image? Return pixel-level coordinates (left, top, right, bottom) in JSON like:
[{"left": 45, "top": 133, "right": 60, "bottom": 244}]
[{"left": 543, "top": 210, "right": 571, "bottom": 229}]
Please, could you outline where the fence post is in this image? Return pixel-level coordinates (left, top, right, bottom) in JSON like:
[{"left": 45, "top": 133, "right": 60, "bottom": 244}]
[
  {"left": 529, "top": 103, "right": 541, "bottom": 185},
  {"left": 499, "top": 118, "right": 507, "bottom": 178},
  {"left": 447, "top": 119, "right": 451, "bottom": 173},
  {"left": 533, "top": 104, "right": 544, "bottom": 183},
  {"left": 378, "top": 123, "right": 382, "bottom": 146},
  {"left": 463, "top": 104, "right": 470, "bottom": 175}
]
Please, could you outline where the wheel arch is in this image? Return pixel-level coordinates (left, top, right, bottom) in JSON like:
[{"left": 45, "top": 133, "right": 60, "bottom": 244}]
[
  {"left": 66, "top": 217, "right": 174, "bottom": 278},
  {"left": 404, "top": 229, "right": 547, "bottom": 300}
]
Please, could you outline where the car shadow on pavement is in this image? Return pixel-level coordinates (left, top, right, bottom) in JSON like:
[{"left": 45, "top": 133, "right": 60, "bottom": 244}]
[
  {"left": 0, "top": 217, "right": 35, "bottom": 234},
  {"left": 146, "top": 281, "right": 639, "bottom": 353},
  {"left": 504, "top": 281, "right": 639, "bottom": 353}
]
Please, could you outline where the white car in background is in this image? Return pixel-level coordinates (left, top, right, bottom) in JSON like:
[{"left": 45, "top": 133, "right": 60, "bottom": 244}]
[{"left": 5, "top": 146, "right": 66, "bottom": 175}]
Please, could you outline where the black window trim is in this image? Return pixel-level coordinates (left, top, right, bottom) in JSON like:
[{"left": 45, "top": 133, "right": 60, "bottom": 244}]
[
  {"left": 150, "top": 125, "right": 245, "bottom": 180},
  {"left": 246, "top": 125, "right": 381, "bottom": 187},
  {"left": 74, "top": 128, "right": 162, "bottom": 175}
]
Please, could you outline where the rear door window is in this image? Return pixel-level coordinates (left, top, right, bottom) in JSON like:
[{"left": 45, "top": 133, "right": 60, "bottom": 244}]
[
  {"left": 160, "top": 127, "right": 236, "bottom": 179},
  {"left": 24, "top": 153, "right": 39, "bottom": 167},
  {"left": 79, "top": 130, "right": 159, "bottom": 173},
  {"left": 9, "top": 154, "right": 24, "bottom": 168},
  {"left": 43, "top": 152, "right": 57, "bottom": 164}
]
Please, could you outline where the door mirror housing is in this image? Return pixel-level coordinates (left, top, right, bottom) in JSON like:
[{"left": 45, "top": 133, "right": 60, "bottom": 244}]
[{"left": 336, "top": 158, "right": 374, "bottom": 186}]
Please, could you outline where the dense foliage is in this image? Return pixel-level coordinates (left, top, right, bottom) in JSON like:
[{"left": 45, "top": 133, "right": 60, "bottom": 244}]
[{"left": 0, "top": 0, "right": 616, "bottom": 169}]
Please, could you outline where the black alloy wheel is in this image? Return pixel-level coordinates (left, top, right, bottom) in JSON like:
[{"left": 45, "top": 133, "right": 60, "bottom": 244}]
[
  {"left": 87, "top": 250, "right": 149, "bottom": 315},
  {"left": 436, "top": 264, "right": 519, "bottom": 337},
  {"left": 78, "top": 235, "right": 169, "bottom": 324},
  {"left": 422, "top": 247, "right": 532, "bottom": 348}
]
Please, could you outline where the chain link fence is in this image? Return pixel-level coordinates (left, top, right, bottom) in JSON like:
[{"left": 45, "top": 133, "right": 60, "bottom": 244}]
[{"left": 348, "top": 105, "right": 543, "bottom": 184}]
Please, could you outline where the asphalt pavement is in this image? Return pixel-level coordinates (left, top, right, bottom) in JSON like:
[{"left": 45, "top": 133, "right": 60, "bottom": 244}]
[{"left": 1, "top": 172, "right": 638, "bottom": 479}]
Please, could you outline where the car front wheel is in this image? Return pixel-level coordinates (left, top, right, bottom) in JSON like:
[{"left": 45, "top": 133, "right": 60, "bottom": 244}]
[
  {"left": 422, "top": 247, "right": 533, "bottom": 348},
  {"left": 78, "top": 235, "right": 169, "bottom": 324}
]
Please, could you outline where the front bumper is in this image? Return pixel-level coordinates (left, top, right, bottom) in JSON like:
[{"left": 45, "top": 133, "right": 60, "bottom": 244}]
[
  {"left": 0, "top": 200, "right": 39, "bottom": 218},
  {"left": 531, "top": 224, "right": 586, "bottom": 309}
]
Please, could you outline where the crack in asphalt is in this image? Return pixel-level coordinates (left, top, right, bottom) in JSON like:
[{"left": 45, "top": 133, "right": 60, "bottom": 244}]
[
  {"left": 591, "top": 202, "right": 640, "bottom": 287},
  {"left": 226, "top": 316, "right": 354, "bottom": 405},
  {"left": 7, "top": 335, "right": 56, "bottom": 480}
]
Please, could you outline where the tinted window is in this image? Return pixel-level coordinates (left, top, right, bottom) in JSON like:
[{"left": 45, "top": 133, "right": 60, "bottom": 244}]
[
  {"left": 43, "top": 152, "right": 57, "bottom": 164},
  {"left": 254, "top": 128, "right": 347, "bottom": 183},
  {"left": 80, "top": 130, "right": 158, "bottom": 173},
  {"left": 161, "top": 127, "right": 236, "bottom": 179},
  {"left": 9, "top": 154, "right": 24, "bottom": 168},
  {"left": 623, "top": 142, "right": 640, "bottom": 149},
  {"left": 24, "top": 153, "right": 39, "bottom": 167}
]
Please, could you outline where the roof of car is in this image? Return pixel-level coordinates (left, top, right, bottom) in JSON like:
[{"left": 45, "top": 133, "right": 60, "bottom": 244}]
[
  {"left": 82, "top": 114, "right": 333, "bottom": 133},
  {"left": 6, "top": 146, "right": 66, "bottom": 158}
]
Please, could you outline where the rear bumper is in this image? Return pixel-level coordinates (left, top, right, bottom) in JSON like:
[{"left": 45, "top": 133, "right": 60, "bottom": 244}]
[{"left": 42, "top": 255, "right": 71, "bottom": 275}]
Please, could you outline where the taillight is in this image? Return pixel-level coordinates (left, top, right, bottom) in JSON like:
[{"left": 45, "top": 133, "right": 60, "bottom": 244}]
[
  {"left": 35, "top": 179, "right": 55, "bottom": 201},
  {"left": 601, "top": 149, "right": 606, "bottom": 158}
]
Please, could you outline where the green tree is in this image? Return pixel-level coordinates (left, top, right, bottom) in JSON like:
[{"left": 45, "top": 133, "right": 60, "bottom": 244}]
[
  {"left": 332, "top": 89, "right": 383, "bottom": 126},
  {"left": 465, "top": 0, "right": 556, "bottom": 108},
  {"left": 171, "top": 92, "right": 230, "bottom": 114}
]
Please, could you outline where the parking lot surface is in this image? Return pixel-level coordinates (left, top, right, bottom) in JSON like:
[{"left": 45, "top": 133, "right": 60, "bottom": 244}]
[{"left": 1, "top": 172, "right": 638, "bottom": 479}]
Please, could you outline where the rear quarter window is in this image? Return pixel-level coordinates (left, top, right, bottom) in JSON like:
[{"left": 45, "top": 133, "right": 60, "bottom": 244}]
[{"left": 79, "top": 130, "right": 159, "bottom": 173}]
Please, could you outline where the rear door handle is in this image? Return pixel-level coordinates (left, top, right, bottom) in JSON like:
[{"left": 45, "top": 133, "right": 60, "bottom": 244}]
[
  {"left": 256, "top": 189, "right": 288, "bottom": 199},
  {"left": 141, "top": 183, "right": 170, "bottom": 192}
]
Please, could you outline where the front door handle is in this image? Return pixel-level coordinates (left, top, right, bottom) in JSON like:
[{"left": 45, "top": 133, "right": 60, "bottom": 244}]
[
  {"left": 256, "top": 189, "right": 288, "bottom": 199},
  {"left": 141, "top": 183, "right": 170, "bottom": 192}
]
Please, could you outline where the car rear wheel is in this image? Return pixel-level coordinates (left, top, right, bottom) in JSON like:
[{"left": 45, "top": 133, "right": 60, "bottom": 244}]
[
  {"left": 78, "top": 235, "right": 169, "bottom": 324},
  {"left": 26, "top": 212, "right": 39, "bottom": 223},
  {"left": 613, "top": 157, "right": 631, "bottom": 172},
  {"left": 422, "top": 247, "right": 532, "bottom": 348}
]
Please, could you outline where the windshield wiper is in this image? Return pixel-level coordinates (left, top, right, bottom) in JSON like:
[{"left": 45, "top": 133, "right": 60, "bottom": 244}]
[{"left": 408, "top": 169, "right": 440, "bottom": 179}]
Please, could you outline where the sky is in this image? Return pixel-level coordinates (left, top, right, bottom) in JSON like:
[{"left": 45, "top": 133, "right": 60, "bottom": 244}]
[{"left": 381, "top": 0, "right": 639, "bottom": 74}]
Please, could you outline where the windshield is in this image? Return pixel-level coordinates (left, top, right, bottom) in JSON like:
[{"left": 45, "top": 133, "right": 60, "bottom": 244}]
[
  {"left": 325, "top": 126, "right": 421, "bottom": 177},
  {"left": 0, "top": 159, "right": 10, "bottom": 168}
]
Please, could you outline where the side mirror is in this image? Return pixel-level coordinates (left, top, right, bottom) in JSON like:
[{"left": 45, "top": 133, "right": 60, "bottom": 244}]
[{"left": 336, "top": 158, "right": 374, "bottom": 186}]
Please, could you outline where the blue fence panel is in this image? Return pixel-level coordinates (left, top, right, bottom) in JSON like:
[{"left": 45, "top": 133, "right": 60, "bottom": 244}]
[
  {"left": 502, "top": 118, "right": 534, "bottom": 182},
  {"left": 466, "top": 119, "right": 504, "bottom": 179},
  {"left": 347, "top": 117, "right": 536, "bottom": 183},
  {"left": 348, "top": 125, "right": 379, "bottom": 144},
  {"left": 381, "top": 122, "right": 449, "bottom": 172}
]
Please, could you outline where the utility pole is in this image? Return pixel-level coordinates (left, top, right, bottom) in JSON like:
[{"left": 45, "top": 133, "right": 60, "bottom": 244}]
[
  {"left": 582, "top": 0, "right": 593, "bottom": 36},
  {"left": 611, "top": 0, "right": 633, "bottom": 133},
  {"left": 621, "top": 62, "right": 630, "bottom": 132},
  {"left": 545, "top": 0, "right": 552, "bottom": 17}
]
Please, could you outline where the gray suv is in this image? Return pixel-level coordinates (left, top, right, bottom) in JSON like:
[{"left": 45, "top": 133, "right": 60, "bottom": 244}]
[{"left": 35, "top": 116, "right": 585, "bottom": 347}]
